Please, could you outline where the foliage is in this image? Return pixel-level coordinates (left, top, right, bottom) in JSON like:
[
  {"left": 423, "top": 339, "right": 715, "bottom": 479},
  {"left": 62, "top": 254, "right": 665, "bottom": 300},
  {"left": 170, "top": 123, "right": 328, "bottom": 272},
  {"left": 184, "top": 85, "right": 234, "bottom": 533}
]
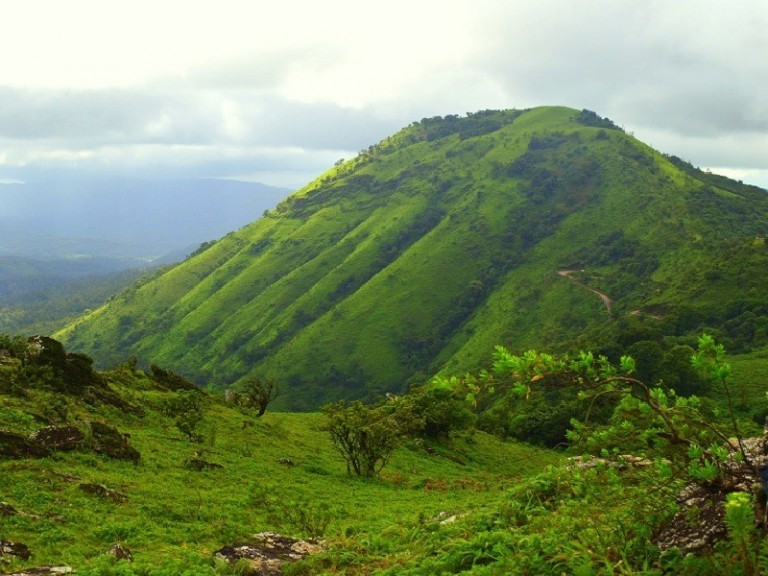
[
  {"left": 395, "top": 383, "right": 475, "bottom": 439},
  {"left": 448, "top": 335, "right": 756, "bottom": 488},
  {"left": 6, "top": 327, "right": 768, "bottom": 573},
  {"left": 720, "top": 492, "right": 761, "bottom": 576},
  {"left": 237, "top": 376, "right": 280, "bottom": 417},
  {"left": 167, "top": 390, "right": 206, "bottom": 442},
  {"left": 575, "top": 108, "right": 623, "bottom": 130},
  {"left": 250, "top": 482, "right": 337, "bottom": 538},
  {"left": 322, "top": 400, "right": 404, "bottom": 477},
  {"left": 0, "top": 264, "right": 152, "bottom": 337}
]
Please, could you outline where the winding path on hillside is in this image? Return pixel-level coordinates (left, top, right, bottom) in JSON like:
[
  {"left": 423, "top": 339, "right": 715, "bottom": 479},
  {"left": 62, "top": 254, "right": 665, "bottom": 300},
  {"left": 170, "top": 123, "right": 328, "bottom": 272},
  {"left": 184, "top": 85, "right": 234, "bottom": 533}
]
[{"left": 557, "top": 270, "right": 613, "bottom": 315}]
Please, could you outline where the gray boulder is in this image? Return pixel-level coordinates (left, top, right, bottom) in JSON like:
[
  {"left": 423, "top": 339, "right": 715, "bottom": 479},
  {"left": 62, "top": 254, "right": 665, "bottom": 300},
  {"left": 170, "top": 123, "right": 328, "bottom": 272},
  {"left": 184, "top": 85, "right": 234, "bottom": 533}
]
[{"left": 214, "top": 532, "right": 325, "bottom": 575}]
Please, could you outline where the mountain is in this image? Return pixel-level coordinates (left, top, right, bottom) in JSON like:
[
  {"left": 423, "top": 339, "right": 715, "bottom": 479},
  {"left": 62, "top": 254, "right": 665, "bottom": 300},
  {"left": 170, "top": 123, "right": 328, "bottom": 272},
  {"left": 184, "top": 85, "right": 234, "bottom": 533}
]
[
  {"left": 0, "top": 175, "right": 291, "bottom": 260},
  {"left": 55, "top": 106, "right": 768, "bottom": 408}
]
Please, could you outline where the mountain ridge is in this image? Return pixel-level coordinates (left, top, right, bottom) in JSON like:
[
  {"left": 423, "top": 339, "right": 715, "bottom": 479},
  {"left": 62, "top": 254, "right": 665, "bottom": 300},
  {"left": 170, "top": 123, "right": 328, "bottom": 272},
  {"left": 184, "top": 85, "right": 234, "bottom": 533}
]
[
  {"left": 0, "top": 176, "right": 290, "bottom": 260},
  {"left": 56, "top": 106, "right": 768, "bottom": 408}
]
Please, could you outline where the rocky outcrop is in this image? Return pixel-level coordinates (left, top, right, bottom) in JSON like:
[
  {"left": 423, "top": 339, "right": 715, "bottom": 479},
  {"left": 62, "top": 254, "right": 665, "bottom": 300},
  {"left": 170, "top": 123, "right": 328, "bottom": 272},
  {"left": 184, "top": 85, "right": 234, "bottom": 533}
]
[
  {"left": 0, "top": 502, "right": 17, "bottom": 517},
  {"left": 2, "top": 567, "right": 73, "bottom": 575},
  {"left": 82, "top": 385, "right": 145, "bottom": 416},
  {"left": 0, "top": 430, "right": 48, "bottom": 459},
  {"left": 28, "top": 425, "right": 83, "bottom": 452},
  {"left": 0, "top": 540, "right": 32, "bottom": 560},
  {"left": 26, "top": 336, "right": 104, "bottom": 394},
  {"left": 655, "top": 435, "right": 768, "bottom": 554},
  {"left": 106, "top": 543, "right": 133, "bottom": 561},
  {"left": 88, "top": 421, "right": 140, "bottom": 463},
  {"left": 214, "top": 532, "right": 325, "bottom": 575},
  {"left": 150, "top": 364, "right": 198, "bottom": 392},
  {"left": 78, "top": 482, "right": 128, "bottom": 504},
  {"left": 184, "top": 454, "right": 224, "bottom": 471}
]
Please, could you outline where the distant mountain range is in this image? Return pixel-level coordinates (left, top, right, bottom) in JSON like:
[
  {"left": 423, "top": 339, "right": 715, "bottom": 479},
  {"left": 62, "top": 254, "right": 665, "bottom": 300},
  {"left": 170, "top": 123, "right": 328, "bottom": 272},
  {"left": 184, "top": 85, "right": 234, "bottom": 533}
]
[
  {"left": 0, "top": 176, "right": 291, "bottom": 261},
  {"left": 56, "top": 107, "right": 768, "bottom": 409}
]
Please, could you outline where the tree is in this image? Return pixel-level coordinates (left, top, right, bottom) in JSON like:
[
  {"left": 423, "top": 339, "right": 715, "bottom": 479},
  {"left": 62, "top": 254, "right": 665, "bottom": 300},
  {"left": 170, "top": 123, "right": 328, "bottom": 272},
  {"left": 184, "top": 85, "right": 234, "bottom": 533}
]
[
  {"left": 322, "top": 400, "right": 402, "bottom": 477},
  {"left": 443, "top": 335, "right": 755, "bottom": 485},
  {"left": 172, "top": 391, "right": 205, "bottom": 443},
  {"left": 238, "top": 376, "right": 279, "bottom": 417},
  {"left": 398, "top": 383, "right": 475, "bottom": 440}
]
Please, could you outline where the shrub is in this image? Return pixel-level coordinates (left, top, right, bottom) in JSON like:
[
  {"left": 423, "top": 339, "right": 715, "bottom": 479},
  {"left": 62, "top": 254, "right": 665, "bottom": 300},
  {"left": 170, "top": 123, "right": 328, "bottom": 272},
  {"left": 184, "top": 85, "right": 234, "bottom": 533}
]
[{"left": 323, "top": 400, "right": 402, "bottom": 477}]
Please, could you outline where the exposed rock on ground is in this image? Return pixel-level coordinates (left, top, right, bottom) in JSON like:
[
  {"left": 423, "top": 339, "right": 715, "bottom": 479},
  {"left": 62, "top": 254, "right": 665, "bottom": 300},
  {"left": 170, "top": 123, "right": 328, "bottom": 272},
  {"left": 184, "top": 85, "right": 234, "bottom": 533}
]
[
  {"left": 655, "top": 435, "right": 768, "bottom": 554},
  {"left": 26, "top": 336, "right": 104, "bottom": 394},
  {"left": 78, "top": 483, "right": 128, "bottom": 504},
  {"left": 2, "top": 567, "right": 73, "bottom": 575},
  {"left": 0, "top": 502, "right": 18, "bottom": 517},
  {"left": 106, "top": 543, "right": 133, "bottom": 561},
  {"left": 150, "top": 364, "right": 198, "bottom": 392},
  {"left": 0, "top": 540, "right": 32, "bottom": 561},
  {"left": 87, "top": 421, "right": 140, "bottom": 463},
  {"left": 214, "top": 532, "right": 326, "bottom": 575},
  {"left": 28, "top": 425, "right": 83, "bottom": 452},
  {"left": 82, "top": 385, "right": 145, "bottom": 416},
  {"left": 0, "top": 430, "right": 48, "bottom": 459},
  {"left": 184, "top": 456, "right": 224, "bottom": 471}
]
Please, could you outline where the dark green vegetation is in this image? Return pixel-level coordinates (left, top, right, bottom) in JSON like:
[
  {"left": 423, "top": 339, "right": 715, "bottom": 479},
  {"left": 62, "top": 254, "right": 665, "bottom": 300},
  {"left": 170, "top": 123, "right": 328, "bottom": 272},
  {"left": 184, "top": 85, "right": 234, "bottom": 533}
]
[
  {"left": 0, "top": 258, "right": 165, "bottom": 336},
  {"left": 54, "top": 107, "right": 768, "bottom": 411}
]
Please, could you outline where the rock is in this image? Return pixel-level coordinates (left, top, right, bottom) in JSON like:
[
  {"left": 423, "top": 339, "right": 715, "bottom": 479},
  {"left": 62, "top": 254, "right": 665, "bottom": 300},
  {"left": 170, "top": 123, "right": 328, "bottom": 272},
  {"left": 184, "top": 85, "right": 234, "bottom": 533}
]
[
  {"left": 0, "top": 430, "right": 49, "bottom": 459},
  {"left": 0, "top": 501, "right": 18, "bottom": 517},
  {"left": 3, "top": 567, "right": 73, "bottom": 575},
  {"left": 78, "top": 483, "right": 128, "bottom": 504},
  {"left": 185, "top": 457, "right": 224, "bottom": 471},
  {"left": 50, "top": 471, "right": 80, "bottom": 483},
  {"left": 655, "top": 483, "right": 728, "bottom": 554},
  {"left": 82, "top": 385, "right": 145, "bottom": 416},
  {"left": 106, "top": 543, "right": 133, "bottom": 561},
  {"left": 88, "top": 421, "right": 140, "bottom": 463},
  {"left": 0, "top": 540, "right": 32, "bottom": 560},
  {"left": 655, "top": 433, "right": 768, "bottom": 554},
  {"left": 277, "top": 458, "right": 295, "bottom": 467},
  {"left": 150, "top": 364, "right": 198, "bottom": 392},
  {"left": 26, "top": 336, "right": 105, "bottom": 394},
  {"left": 566, "top": 454, "right": 653, "bottom": 470},
  {"left": 28, "top": 425, "right": 83, "bottom": 452},
  {"left": 214, "top": 532, "right": 326, "bottom": 575}
]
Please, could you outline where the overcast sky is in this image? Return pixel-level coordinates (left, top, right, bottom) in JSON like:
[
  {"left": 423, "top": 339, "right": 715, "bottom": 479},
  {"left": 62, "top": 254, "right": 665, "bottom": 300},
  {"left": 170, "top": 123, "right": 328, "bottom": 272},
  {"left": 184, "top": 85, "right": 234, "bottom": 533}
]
[{"left": 1, "top": 0, "right": 766, "bottom": 189}]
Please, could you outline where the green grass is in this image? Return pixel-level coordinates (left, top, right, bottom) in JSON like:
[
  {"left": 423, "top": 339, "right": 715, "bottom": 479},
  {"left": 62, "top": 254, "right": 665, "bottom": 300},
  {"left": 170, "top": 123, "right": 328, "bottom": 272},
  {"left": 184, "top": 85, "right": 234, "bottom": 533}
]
[{"left": 0, "top": 368, "right": 558, "bottom": 574}]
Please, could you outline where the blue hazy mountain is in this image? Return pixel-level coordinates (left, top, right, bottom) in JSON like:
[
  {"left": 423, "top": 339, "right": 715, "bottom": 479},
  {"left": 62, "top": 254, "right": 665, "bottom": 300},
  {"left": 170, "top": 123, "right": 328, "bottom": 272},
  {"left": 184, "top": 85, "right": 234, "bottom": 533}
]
[{"left": 0, "top": 174, "right": 291, "bottom": 261}]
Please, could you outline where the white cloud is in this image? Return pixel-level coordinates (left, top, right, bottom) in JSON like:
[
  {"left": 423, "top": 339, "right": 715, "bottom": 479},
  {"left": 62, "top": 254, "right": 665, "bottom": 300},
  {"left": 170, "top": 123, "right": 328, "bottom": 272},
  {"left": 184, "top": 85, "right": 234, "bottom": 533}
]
[{"left": 0, "top": 0, "right": 765, "bottom": 188}]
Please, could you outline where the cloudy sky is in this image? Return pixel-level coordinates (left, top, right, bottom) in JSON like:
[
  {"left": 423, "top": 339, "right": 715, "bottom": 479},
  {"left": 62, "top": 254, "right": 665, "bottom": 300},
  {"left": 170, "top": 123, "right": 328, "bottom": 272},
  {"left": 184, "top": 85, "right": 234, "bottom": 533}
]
[{"left": 1, "top": 0, "right": 767, "bottom": 189}]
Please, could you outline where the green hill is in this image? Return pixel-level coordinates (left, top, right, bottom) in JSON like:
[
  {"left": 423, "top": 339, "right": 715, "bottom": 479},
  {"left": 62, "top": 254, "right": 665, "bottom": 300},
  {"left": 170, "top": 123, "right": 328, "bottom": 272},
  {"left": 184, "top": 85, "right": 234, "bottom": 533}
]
[
  {"left": 2, "top": 334, "right": 766, "bottom": 575},
  {"left": 0, "top": 337, "right": 557, "bottom": 574},
  {"left": 55, "top": 106, "right": 768, "bottom": 408}
]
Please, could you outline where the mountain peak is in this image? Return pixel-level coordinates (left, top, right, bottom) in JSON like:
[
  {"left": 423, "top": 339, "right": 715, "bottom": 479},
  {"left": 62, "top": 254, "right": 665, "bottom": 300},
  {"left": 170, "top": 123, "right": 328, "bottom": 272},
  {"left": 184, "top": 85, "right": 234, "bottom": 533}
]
[{"left": 57, "top": 108, "right": 768, "bottom": 408}]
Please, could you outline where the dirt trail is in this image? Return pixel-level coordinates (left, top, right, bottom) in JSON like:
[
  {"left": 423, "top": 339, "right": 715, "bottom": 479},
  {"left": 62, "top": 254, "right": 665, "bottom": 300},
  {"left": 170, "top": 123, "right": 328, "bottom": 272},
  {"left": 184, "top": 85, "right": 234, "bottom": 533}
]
[{"left": 557, "top": 270, "right": 612, "bottom": 314}]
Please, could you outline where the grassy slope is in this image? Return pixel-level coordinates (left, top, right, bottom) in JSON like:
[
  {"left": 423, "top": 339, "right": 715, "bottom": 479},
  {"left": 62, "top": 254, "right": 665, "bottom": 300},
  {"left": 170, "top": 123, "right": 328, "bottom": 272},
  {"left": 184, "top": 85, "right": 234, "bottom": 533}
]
[
  {"left": 0, "top": 369, "right": 558, "bottom": 574},
  {"left": 56, "top": 106, "right": 768, "bottom": 408}
]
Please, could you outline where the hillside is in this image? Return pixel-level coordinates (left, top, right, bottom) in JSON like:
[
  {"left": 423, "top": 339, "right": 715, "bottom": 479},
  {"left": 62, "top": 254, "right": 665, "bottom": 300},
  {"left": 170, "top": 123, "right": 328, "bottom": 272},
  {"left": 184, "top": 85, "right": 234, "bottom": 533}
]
[
  {"left": 56, "top": 106, "right": 768, "bottom": 408},
  {"left": 3, "top": 335, "right": 768, "bottom": 575},
  {"left": 0, "top": 337, "right": 558, "bottom": 574}
]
